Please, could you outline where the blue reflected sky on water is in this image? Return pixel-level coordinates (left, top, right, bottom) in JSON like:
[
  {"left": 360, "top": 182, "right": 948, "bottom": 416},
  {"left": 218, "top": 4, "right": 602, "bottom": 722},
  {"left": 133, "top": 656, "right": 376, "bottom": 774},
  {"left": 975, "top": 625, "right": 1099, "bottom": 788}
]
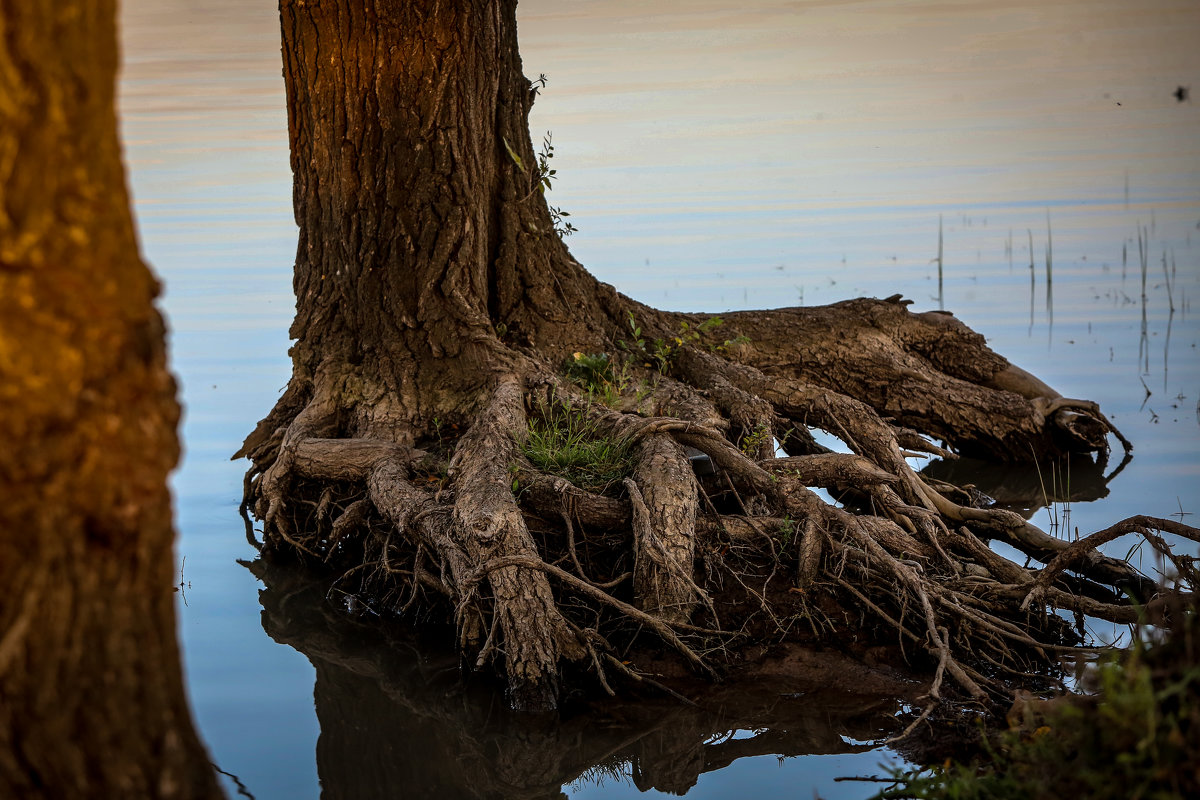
[{"left": 118, "top": 0, "right": 1198, "bottom": 796}]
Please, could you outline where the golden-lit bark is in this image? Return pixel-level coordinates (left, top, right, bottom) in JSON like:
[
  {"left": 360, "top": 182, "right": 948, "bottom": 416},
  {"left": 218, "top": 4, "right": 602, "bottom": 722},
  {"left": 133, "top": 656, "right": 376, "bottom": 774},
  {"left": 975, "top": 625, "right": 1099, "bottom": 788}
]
[{"left": 0, "top": 1, "right": 221, "bottom": 795}]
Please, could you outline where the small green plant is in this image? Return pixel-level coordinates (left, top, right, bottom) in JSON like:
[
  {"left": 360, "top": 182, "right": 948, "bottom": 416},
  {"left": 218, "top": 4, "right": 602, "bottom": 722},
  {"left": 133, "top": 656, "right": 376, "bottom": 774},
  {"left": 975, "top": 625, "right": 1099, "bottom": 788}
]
[
  {"left": 523, "top": 404, "right": 632, "bottom": 493},
  {"left": 778, "top": 515, "right": 795, "bottom": 550},
  {"left": 566, "top": 352, "right": 615, "bottom": 391},
  {"left": 868, "top": 615, "right": 1200, "bottom": 800},
  {"left": 533, "top": 132, "right": 558, "bottom": 194},
  {"left": 620, "top": 311, "right": 646, "bottom": 351},
  {"left": 711, "top": 330, "right": 751, "bottom": 353},
  {"left": 503, "top": 121, "right": 577, "bottom": 238},
  {"left": 534, "top": 132, "right": 576, "bottom": 236},
  {"left": 565, "top": 352, "right": 633, "bottom": 407},
  {"left": 547, "top": 203, "right": 576, "bottom": 237},
  {"left": 739, "top": 422, "right": 772, "bottom": 457},
  {"left": 618, "top": 312, "right": 665, "bottom": 372},
  {"left": 618, "top": 313, "right": 741, "bottom": 373},
  {"left": 432, "top": 416, "right": 453, "bottom": 449}
]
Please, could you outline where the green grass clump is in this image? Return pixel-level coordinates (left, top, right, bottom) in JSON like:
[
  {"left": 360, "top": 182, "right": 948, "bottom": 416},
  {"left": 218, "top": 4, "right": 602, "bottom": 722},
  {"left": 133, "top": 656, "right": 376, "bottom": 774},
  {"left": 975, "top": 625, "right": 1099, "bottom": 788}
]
[
  {"left": 523, "top": 405, "right": 632, "bottom": 493},
  {"left": 873, "top": 610, "right": 1199, "bottom": 800}
]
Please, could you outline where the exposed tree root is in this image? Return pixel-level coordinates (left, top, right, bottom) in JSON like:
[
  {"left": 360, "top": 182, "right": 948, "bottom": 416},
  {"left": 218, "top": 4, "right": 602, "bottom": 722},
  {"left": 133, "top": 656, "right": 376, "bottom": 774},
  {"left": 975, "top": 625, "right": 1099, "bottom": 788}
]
[{"left": 238, "top": 297, "right": 1198, "bottom": 712}]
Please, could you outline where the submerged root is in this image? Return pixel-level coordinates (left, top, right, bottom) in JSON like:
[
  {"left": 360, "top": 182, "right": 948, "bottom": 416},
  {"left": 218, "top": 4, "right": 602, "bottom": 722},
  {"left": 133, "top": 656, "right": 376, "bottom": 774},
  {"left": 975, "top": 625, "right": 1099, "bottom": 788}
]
[{"left": 238, "top": 298, "right": 1198, "bottom": 712}]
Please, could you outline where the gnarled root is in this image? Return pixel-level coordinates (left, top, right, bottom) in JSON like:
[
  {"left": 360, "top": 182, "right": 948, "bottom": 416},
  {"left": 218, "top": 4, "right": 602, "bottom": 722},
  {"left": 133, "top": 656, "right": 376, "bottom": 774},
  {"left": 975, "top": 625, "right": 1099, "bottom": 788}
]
[
  {"left": 446, "top": 378, "right": 585, "bottom": 709},
  {"left": 237, "top": 297, "right": 1197, "bottom": 711}
]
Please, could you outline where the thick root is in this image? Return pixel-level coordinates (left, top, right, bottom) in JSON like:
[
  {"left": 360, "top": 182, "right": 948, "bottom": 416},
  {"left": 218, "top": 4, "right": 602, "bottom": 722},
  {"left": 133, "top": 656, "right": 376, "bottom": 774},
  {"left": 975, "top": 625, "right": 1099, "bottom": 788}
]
[
  {"left": 447, "top": 378, "right": 586, "bottom": 708},
  {"left": 626, "top": 435, "right": 706, "bottom": 625}
]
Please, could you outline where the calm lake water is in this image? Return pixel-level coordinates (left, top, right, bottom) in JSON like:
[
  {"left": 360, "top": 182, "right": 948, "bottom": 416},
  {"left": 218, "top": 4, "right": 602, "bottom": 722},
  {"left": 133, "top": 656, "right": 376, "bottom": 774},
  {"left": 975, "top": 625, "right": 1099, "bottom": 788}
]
[{"left": 117, "top": 0, "right": 1199, "bottom": 797}]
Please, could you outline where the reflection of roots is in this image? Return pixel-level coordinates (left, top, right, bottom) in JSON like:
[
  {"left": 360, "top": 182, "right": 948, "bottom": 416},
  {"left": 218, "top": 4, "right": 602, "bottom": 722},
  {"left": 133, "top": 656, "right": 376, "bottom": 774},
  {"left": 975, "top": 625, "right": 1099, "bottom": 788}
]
[
  {"left": 253, "top": 556, "right": 918, "bottom": 798},
  {"left": 238, "top": 298, "right": 1200, "bottom": 711}
]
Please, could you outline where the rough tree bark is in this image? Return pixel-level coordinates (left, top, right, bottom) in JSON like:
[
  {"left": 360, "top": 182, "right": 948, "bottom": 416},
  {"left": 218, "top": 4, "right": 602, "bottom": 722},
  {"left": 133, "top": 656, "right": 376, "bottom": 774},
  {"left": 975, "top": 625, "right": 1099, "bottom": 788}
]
[
  {"left": 0, "top": 2, "right": 222, "bottom": 796},
  {"left": 239, "top": 0, "right": 1198, "bottom": 712}
]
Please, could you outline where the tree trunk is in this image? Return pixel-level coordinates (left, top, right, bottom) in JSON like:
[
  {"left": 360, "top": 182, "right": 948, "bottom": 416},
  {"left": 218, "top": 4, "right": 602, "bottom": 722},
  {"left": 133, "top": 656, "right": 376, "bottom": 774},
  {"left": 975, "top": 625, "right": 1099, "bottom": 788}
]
[
  {"left": 240, "top": 0, "right": 1197, "bottom": 711},
  {"left": 0, "top": 2, "right": 221, "bottom": 796},
  {"left": 264, "top": 0, "right": 621, "bottom": 431}
]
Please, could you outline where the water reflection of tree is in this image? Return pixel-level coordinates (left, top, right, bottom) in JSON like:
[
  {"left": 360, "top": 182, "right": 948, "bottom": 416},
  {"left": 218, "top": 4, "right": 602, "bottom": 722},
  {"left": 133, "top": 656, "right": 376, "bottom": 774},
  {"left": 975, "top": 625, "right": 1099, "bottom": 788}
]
[
  {"left": 250, "top": 561, "right": 915, "bottom": 798},
  {"left": 921, "top": 451, "right": 1125, "bottom": 521}
]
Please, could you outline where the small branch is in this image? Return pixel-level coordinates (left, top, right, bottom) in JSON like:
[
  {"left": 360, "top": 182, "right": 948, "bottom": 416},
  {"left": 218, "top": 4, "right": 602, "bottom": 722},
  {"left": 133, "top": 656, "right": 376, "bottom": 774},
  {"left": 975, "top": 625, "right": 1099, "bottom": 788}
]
[
  {"left": 603, "top": 654, "right": 700, "bottom": 707},
  {"left": 1022, "top": 515, "right": 1200, "bottom": 609}
]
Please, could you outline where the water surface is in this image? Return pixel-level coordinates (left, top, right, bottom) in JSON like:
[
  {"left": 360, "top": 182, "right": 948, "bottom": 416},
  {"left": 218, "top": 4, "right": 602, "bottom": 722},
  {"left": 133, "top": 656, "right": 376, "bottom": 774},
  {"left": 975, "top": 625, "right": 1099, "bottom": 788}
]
[{"left": 118, "top": 1, "right": 1199, "bottom": 797}]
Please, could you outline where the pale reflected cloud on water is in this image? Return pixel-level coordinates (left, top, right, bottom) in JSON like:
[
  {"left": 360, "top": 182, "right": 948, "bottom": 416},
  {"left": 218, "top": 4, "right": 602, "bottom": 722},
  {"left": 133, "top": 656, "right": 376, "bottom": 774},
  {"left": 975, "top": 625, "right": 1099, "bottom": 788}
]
[{"left": 521, "top": 0, "right": 1199, "bottom": 209}]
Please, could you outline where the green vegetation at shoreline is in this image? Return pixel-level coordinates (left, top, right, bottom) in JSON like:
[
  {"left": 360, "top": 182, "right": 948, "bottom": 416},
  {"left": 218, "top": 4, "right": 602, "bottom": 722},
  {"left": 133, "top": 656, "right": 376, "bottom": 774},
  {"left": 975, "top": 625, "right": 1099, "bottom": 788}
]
[{"left": 872, "top": 607, "right": 1199, "bottom": 800}]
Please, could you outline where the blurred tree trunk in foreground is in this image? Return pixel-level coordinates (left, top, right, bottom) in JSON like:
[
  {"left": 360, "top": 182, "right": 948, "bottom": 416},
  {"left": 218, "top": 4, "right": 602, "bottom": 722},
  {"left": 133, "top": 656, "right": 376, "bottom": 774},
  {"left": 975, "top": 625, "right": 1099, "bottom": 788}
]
[{"left": 0, "top": 2, "right": 221, "bottom": 796}]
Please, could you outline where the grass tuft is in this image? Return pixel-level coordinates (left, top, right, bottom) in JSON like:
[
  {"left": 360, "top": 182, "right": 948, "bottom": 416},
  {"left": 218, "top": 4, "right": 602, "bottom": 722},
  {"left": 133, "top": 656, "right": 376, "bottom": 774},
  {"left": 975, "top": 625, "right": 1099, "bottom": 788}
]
[
  {"left": 523, "top": 404, "right": 632, "bottom": 493},
  {"left": 565, "top": 351, "right": 629, "bottom": 406}
]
